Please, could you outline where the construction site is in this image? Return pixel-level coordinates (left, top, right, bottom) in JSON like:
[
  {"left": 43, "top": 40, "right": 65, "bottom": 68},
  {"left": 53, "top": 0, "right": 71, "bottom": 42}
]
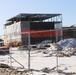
[
  {"left": 0, "top": 13, "right": 76, "bottom": 75},
  {"left": 4, "top": 13, "right": 62, "bottom": 47}
]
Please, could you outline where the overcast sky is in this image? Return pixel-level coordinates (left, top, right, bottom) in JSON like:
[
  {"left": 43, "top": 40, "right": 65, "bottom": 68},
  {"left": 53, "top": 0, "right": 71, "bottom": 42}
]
[{"left": 0, "top": 0, "right": 76, "bottom": 35}]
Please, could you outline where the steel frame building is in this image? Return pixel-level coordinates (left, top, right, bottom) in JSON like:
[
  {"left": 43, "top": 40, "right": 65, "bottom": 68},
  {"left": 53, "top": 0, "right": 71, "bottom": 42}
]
[{"left": 4, "top": 13, "right": 62, "bottom": 45}]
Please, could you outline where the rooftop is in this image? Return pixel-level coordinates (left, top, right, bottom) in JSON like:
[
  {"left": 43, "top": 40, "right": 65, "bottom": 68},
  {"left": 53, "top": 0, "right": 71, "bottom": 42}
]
[
  {"left": 5, "top": 13, "right": 62, "bottom": 25},
  {"left": 7, "top": 13, "right": 61, "bottom": 21}
]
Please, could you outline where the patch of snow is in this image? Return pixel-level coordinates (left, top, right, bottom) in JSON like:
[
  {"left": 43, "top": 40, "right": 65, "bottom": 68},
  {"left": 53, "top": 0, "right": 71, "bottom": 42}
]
[{"left": 57, "top": 38, "right": 76, "bottom": 50}]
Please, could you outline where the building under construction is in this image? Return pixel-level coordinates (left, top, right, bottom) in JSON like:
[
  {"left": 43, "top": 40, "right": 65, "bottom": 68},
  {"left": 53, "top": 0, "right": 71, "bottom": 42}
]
[
  {"left": 63, "top": 26, "right": 76, "bottom": 39},
  {"left": 4, "top": 13, "right": 62, "bottom": 46}
]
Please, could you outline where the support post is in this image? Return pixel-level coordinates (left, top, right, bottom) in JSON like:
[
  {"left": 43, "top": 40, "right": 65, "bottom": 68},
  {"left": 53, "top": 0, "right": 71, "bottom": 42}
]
[
  {"left": 56, "top": 29, "right": 58, "bottom": 72},
  {"left": 10, "top": 33, "right": 12, "bottom": 67},
  {"left": 28, "top": 32, "right": 30, "bottom": 70}
]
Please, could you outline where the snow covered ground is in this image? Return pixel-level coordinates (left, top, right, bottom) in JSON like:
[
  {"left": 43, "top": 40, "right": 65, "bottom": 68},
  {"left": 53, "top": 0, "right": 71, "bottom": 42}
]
[
  {"left": 0, "top": 38, "right": 76, "bottom": 75},
  {"left": 0, "top": 49, "right": 76, "bottom": 75}
]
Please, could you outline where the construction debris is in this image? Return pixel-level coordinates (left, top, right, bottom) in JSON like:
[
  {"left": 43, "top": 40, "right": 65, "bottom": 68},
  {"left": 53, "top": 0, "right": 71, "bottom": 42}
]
[{"left": 41, "top": 67, "right": 51, "bottom": 73}]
